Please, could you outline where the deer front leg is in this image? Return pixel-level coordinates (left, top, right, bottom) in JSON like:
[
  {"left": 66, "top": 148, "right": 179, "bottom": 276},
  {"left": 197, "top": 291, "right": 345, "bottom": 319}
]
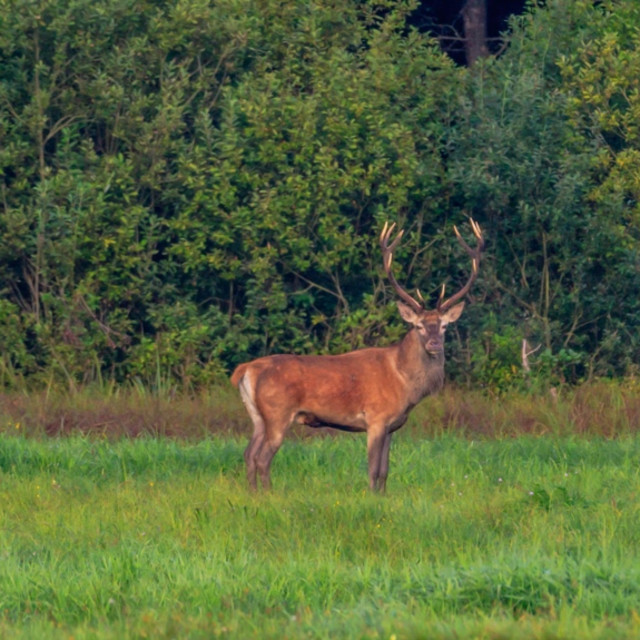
[
  {"left": 377, "top": 433, "right": 392, "bottom": 493},
  {"left": 366, "top": 427, "right": 388, "bottom": 492}
]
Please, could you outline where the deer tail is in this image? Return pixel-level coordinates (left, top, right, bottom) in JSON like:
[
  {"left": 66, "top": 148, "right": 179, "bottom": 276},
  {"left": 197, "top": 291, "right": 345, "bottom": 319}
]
[{"left": 230, "top": 363, "right": 250, "bottom": 388}]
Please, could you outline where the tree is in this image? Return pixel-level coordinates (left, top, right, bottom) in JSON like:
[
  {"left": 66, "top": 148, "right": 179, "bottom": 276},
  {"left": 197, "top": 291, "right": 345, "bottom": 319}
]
[
  {"left": 408, "top": 0, "right": 527, "bottom": 65},
  {"left": 462, "top": 0, "right": 489, "bottom": 65},
  {"left": 449, "top": 0, "right": 640, "bottom": 383}
]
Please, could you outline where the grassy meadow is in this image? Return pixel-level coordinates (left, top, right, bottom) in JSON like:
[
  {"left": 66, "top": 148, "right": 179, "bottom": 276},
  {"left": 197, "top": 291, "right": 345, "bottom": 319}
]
[{"left": 1, "top": 383, "right": 640, "bottom": 638}]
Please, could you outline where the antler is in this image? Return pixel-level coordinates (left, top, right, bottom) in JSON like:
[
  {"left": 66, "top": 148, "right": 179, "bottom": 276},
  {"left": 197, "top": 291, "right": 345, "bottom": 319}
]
[
  {"left": 380, "top": 221, "right": 423, "bottom": 313},
  {"left": 437, "top": 218, "right": 484, "bottom": 312}
]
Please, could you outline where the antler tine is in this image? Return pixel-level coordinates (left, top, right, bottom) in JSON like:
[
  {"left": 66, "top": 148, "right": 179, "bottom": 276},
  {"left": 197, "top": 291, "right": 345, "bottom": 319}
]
[
  {"left": 381, "top": 222, "right": 405, "bottom": 252},
  {"left": 437, "top": 283, "right": 446, "bottom": 307},
  {"left": 380, "top": 221, "right": 423, "bottom": 313},
  {"left": 470, "top": 218, "right": 482, "bottom": 240},
  {"left": 437, "top": 218, "right": 485, "bottom": 312},
  {"left": 452, "top": 225, "right": 471, "bottom": 254}
]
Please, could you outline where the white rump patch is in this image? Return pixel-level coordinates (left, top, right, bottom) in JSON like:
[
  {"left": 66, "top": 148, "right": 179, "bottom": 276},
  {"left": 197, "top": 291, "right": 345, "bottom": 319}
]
[{"left": 238, "top": 369, "right": 265, "bottom": 433}]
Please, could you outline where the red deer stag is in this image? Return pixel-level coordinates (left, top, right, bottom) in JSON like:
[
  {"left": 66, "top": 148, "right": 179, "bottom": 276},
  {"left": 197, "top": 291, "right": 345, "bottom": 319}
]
[{"left": 231, "top": 220, "right": 484, "bottom": 491}]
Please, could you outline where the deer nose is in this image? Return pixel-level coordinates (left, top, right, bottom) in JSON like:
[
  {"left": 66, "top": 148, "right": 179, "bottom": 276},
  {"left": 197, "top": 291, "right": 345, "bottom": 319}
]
[{"left": 426, "top": 339, "right": 442, "bottom": 353}]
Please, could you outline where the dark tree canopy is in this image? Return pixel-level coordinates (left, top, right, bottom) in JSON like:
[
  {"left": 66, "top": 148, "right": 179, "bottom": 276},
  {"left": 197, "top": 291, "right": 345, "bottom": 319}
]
[{"left": 410, "top": 0, "right": 529, "bottom": 65}]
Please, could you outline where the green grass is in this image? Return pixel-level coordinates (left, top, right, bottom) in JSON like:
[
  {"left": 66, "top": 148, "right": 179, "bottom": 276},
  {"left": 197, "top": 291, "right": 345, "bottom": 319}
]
[{"left": 1, "top": 433, "right": 640, "bottom": 638}]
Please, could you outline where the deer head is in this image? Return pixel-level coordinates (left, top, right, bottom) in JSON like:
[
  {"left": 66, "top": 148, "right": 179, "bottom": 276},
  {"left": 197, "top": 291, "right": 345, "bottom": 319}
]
[{"left": 380, "top": 219, "right": 484, "bottom": 355}]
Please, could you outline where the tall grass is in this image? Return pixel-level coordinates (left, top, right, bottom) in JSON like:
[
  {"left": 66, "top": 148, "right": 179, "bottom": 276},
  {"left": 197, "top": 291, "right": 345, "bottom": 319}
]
[
  {"left": 2, "top": 379, "right": 640, "bottom": 438},
  {"left": 1, "top": 433, "right": 640, "bottom": 638}
]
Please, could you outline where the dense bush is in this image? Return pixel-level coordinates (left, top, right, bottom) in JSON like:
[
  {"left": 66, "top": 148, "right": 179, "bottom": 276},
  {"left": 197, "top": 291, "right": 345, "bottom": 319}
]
[{"left": 0, "top": 0, "right": 638, "bottom": 389}]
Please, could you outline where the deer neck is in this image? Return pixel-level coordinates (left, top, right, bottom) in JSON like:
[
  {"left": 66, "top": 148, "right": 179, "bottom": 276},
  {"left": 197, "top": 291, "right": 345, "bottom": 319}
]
[{"left": 396, "top": 328, "right": 445, "bottom": 404}]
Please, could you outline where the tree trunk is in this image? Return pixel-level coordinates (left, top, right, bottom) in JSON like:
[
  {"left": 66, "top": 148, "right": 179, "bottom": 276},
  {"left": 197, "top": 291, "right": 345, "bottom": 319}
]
[{"left": 462, "top": 0, "right": 489, "bottom": 65}]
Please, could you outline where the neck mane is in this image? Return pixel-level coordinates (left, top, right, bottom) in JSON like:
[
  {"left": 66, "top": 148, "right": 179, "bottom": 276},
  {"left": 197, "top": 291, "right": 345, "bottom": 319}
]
[{"left": 395, "top": 328, "right": 445, "bottom": 404}]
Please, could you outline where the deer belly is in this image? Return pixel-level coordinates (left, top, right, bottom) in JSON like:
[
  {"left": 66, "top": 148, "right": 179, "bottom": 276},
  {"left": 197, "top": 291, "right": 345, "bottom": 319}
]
[{"left": 295, "top": 411, "right": 367, "bottom": 432}]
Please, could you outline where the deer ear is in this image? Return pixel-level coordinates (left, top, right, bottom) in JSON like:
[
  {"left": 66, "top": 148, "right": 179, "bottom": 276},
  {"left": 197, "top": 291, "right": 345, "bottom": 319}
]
[
  {"left": 441, "top": 301, "right": 465, "bottom": 326},
  {"left": 397, "top": 301, "right": 421, "bottom": 326}
]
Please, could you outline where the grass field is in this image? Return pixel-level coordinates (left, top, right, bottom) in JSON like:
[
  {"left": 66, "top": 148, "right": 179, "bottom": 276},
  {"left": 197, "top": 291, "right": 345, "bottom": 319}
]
[{"left": 1, "top": 395, "right": 640, "bottom": 639}]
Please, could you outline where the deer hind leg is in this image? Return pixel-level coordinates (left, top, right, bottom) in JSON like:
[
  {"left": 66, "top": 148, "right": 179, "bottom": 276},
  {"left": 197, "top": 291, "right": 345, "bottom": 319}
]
[
  {"left": 254, "top": 401, "right": 294, "bottom": 490},
  {"left": 240, "top": 374, "right": 290, "bottom": 490},
  {"left": 244, "top": 432, "right": 264, "bottom": 491},
  {"left": 254, "top": 423, "right": 287, "bottom": 491},
  {"left": 238, "top": 373, "right": 265, "bottom": 490}
]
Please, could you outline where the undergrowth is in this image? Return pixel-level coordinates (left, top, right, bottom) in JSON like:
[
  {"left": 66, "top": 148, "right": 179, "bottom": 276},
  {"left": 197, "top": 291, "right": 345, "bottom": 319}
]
[{"left": 1, "top": 379, "right": 640, "bottom": 439}]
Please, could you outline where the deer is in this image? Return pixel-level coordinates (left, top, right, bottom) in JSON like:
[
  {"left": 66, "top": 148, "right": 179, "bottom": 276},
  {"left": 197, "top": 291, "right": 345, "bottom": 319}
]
[{"left": 230, "top": 219, "right": 484, "bottom": 492}]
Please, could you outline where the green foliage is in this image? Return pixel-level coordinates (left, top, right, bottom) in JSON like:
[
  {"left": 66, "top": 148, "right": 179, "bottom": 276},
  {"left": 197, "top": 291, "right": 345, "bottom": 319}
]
[
  {"left": 445, "top": 0, "right": 640, "bottom": 386},
  {"left": 469, "top": 321, "right": 523, "bottom": 390},
  {"left": 1, "top": 0, "right": 640, "bottom": 388},
  {"left": 0, "top": 0, "right": 462, "bottom": 386}
]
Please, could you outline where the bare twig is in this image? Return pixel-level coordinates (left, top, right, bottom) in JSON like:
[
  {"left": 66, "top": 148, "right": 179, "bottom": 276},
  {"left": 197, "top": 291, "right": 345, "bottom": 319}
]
[{"left": 521, "top": 339, "right": 541, "bottom": 374}]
